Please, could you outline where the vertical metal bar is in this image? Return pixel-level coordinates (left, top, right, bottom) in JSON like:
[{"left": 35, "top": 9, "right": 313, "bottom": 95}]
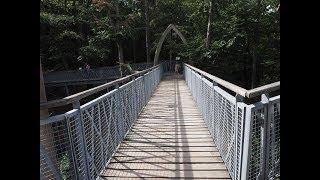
[
  {"left": 241, "top": 105, "right": 254, "bottom": 180},
  {"left": 268, "top": 101, "right": 276, "bottom": 179},
  {"left": 65, "top": 116, "right": 79, "bottom": 180},
  {"left": 113, "top": 87, "right": 121, "bottom": 144},
  {"left": 212, "top": 81, "right": 217, "bottom": 141},
  {"left": 234, "top": 94, "right": 244, "bottom": 180},
  {"left": 259, "top": 93, "right": 270, "bottom": 180},
  {"left": 142, "top": 74, "right": 147, "bottom": 105},
  {"left": 89, "top": 108, "right": 95, "bottom": 177},
  {"left": 133, "top": 77, "right": 138, "bottom": 119},
  {"left": 101, "top": 100, "right": 109, "bottom": 156},
  {"left": 114, "top": 84, "right": 122, "bottom": 143},
  {"left": 73, "top": 101, "right": 90, "bottom": 180},
  {"left": 97, "top": 101, "right": 105, "bottom": 167},
  {"left": 65, "top": 83, "right": 69, "bottom": 96},
  {"left": 105, "top": 96, "right": 113, "bottom": 153}
]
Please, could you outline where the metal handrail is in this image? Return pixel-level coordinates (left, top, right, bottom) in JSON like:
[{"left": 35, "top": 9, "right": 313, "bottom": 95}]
[
  {"left": 184, "top": 63, "right": 280, "bottom": 98},
  {"left": 44, "top": 62, "right": 152, "bottom": 75},
  {"left": 40, "top": 64, "right": 160, "bottom": 110},
  {"left": 245, "top": 81, "right": 280, "bottom": 98},
  {"left": 44, "top": 62, "right": 153, "bottom": 84}
]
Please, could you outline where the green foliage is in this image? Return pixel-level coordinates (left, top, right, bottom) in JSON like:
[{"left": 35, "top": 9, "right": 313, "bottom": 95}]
[
  {"left": 40, "top": 12, "right": 76, "bottom": 28},
  {"left": 40, "top": 0, "right": 279, "bottom": 88},
  {"left": 59, "top": 153, "right": 70, "bottom": 180}
]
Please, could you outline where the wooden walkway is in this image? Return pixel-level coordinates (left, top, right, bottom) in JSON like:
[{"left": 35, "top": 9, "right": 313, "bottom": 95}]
[{"left": 100, "top": 75, "right": 231, "bottom": 179}]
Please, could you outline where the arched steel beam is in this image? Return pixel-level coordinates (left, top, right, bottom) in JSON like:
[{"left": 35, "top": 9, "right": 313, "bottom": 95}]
[{"left": 153, "top": 24, "right": 187, "bottom": 65}]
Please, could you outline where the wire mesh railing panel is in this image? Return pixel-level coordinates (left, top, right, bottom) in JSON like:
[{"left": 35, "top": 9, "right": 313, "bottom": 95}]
[
  {"left": 183, "top": 64, "right": 279, "bottom": 180},
  {"left": 242, "top": 96, "right": 280, "bottom": 180},
  {"left": 184, "top": 65, "right": 242, "bottom": 179},
  {"left": 235, "top": 103, "right": 246, "bottom": 180},
  {"left": 162, "top": 60, "right": 175, "bottom": 73},
  {"left": 211, "top": 85, "right": 239, "bottom": 179},
  {"left": 267, "top": 96, "right": 280, "bottom": 179},
  {"left": 40, "top": 65, "right": 163, "bottom": 180},
  {"left": 44, "top": 63, "right": 153, "bottom": 83},
  {"left": 40, "top": 116, "right": 78, "bottom": 180},
  {"left": 248, "top": 105, "right": 264, "bottom": 180}
]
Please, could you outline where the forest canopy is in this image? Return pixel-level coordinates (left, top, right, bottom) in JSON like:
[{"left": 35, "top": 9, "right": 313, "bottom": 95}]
[{"left": 40, "top": 0, "right": 279, "bottom": 89}]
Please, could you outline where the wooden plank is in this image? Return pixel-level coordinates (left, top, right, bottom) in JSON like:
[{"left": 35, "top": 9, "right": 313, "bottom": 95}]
[
  {"left": 128, "top": 131, "right": 211, "bottom": 135},
  {"left": 113, "top": 151, "right": 220, "bottom": 157},
  {"left": 134, "top": 122, "right": 207, "bottom": 125},
  {"left": 121, "top": 141, "right": 215, "bottom": 148},
  {"left": 131, "top": 126, "right": 209, "bottom": 129},
  {"left": 106, "top": 162, "right": 227, "bottom": 170},
  {"left": 133, "top": 123, "right": 207, "bottom": 126},
  {"left": 130, "top": 129, "right": 211, "bottom": 133},
  {"left": 118, "top": 145, "right": 218, "bottom": 152},
  {"left": 110, "top": 156, "right": 223, "bottom": 163},
  {"left": 100, "top": 178, "right": 231, "bottom": 180},
  {"left": 123, "top": 138, "right": 213, "bottom": 143},
  {"left": 126, "top": 134, "right": 213, "bottom": 139},
  {"left": 101, "top": 169, "right": 230, "bottom": 179},
  {"left": 120, "top": 142, "right": 215, "bottom": 147}
]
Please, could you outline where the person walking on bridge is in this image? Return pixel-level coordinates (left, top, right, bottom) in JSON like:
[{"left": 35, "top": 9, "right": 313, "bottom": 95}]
[{"left": 175, "top": 57, "right": 181, "bottom": 75}]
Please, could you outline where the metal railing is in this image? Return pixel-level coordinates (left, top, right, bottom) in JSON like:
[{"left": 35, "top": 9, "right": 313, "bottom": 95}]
[
  {"left": 40, "top": 64, "right": 164, "bottom": 180},
  {"left": 40, "top": 61, "right": 280, "bottom": 180},
  {"left": 44, "top": 62, "right": 153, "bottom": 85},
  {"left": 184, "top": 63, "right": 280, "bottom": 180}
]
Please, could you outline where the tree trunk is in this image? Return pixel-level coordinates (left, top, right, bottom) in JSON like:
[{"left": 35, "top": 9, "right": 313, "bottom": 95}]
[
  {"left": 206, "top": 1, "right": 213, "bottom": 49},
  {"left": 144, "top": 0, "right": 151, "bottom": 63},
  {"left": 62, "top": 58, "right": 69, "bottom": 70},
  {"left": 117, "top": 41, "right": 124, "bottom": 64},
  {"left": 114, "top": 1, "right": 124, "bottom": 64},
  {"left": 133, "top": 38, "right": 136, "bottom": 63},
  {"left": 251, "top": 49, "right": 257, "bottom": 88},
  {"left": 169, "top": 29, "right": 172, "bottom": 61},
  {"left": 251, "top": 0, "right": 262, "bottom": 88}
]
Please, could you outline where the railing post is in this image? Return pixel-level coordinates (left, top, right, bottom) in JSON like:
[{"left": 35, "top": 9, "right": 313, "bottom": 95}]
[
  {"left": 199, "top": 74, "right": 204, "bottom": 114},
  {"left": 235, "top": 94, "right": 244, "bottom": 180},
  {"left": 115, "top": 83, "right": 125, "bottom": 141},
  {"left": 211, "top": 80, "right": 217, "bottom": 141},
  {"left": 65, "top": 115, "right": 79, "bottom": 180},
  {"left": 73, "top": 101, "right": 90, "bottom": 180},
  {"left": 240, "top": 104, "right": 254, "bottom": 180},
  {"left": 142, "top": 73, "right": 147, "bottom": 105},
  {"left": 259, "top": 93, "right": 270, "bottom": 180},
  {"left": 132, "top": 77, "right": 138, "bottom": 119}
]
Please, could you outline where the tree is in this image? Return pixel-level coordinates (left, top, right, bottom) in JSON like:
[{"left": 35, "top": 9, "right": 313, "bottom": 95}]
[
  {"left": 206, "top": 0, "right": 213, "bottom": 49},
  {"left": 40, "top": 0, "right": 279, "bottom": 88},
  {"left": 144, "top": 0, "right": 151, "bottom": 63},
  {"left": 250, "top": 0, "right": 262, "bottom": 88}
]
